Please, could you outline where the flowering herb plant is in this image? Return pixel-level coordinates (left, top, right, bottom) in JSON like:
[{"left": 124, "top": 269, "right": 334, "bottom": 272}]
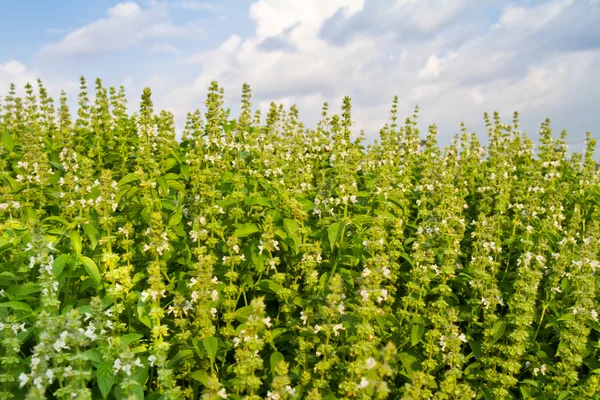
[{"left": 0, "top": 78, "right": 599, "bottom": 399}]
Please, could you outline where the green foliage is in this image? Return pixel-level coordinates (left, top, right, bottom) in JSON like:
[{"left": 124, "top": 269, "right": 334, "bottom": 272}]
[{"left": 0, "top": 78, "right": 599, "bottom": 400}]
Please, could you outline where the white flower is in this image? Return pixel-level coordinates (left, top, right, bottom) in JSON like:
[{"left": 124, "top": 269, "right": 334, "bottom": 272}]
[
  {"left": 357, "top": 377, "right": 369, "bottom": 389},
  {"left": 267, "top": 392, "right": 280, "bottom": 400},
  {"left": 217, "top": 388, "right": 227, "bottom": 399},
  {"left": 314, "top": 324, "right": 321, "bottom": 334},
  {"left": 211, "top": 290, "right": 219, "bottom": 301},
  {"left": 533, "top": 364, "right": 547, "bottom": 376},
  {"left": 360, "top": 290, "right": 369, "bottom": 302},
  {"left": 285, "top": 385, "right": 297, "bottom": 397},
  {"left": 377, "top": 289, "right": 388, "bottom": 304},
  {"left": 300, "top": 311, "right": 307, "bottom": 325},
  {"left": 210, "top": 308, "right": 217, "bottom": 318},
  {"left": 480, "top": 297, "right": 489, "bottom": 309},
  {"left": 332, "top": 323, "right": 344, "bottom": 336},
  {"left": 440, "top": 336, "right": 447, "bottom": 352},
  {"left": 148, "top": 355, "right": 156, "bottom": 367},
  {"left": 458, "top": 333, "right": 467, "bottom": 343},
  {"left": 592, "top": 309, "right": 598, "bottom": 322},
  {"left": 113, "top": 358, "right": 122, "bottom": 373},
  {"left": 264, "top": 317, "right": 272, "bottom": 327},
  {"left": 362, "top": 268, "right": 371, "bottom": 278},
  {"left": 366, "top": 357, "right": 377, "bottom": 370},
  {"left": 18, "top": 373, "right": 29, "bottom": 388}
]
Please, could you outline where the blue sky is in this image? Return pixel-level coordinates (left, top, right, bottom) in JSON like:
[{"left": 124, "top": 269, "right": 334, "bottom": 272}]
[{"left": 0, "top": 0, "right": 599, "bottom": 151}]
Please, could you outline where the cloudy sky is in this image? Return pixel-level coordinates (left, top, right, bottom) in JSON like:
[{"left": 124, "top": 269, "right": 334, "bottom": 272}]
[{"left": 0, "top": 0, "right": 598, "bottom": 150}]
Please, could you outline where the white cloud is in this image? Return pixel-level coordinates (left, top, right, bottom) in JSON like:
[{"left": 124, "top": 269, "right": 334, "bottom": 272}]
[
  {"left": 150, "top": 42, "right": 179, "bottom": 54},
  {"left": 40, "top": 2, "right": 205, "bottom": 57},
  {"left": 174, "top": 1, "right": 223, "bottom": 12},
  {"left": 3, "top": 0, "right": 595, "bottom": 147},
  {"left": 417, "top": 52, "right": 458, "bottom": 81},
  {"left": 0, "top": 60, "right": 79, "bottom": 104},
  {"left": 0, "top": 60, "right": 34, "bottom": 95},
  {"left": 391, "top": 0, "right": 472, "bottom": 33},
  {"left": 108, "top": 2, "right": 141, "bottom": 19},
  {"left": 158, "top": 0, "right": 598, "bottom": 144},
  {"left": 498, "top": 0, "right": 574, "bottom": 30}
]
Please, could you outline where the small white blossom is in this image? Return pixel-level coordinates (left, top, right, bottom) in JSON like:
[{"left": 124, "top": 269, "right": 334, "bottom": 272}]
[
  {"left": 357, "top": 377, "right": 369, "bottom": 389},
  {"left": 366, "top": 357, "right": 377, "bottom": 369},
  {"left": 18, "top": 373, "right": 29, "bottom": 388}
]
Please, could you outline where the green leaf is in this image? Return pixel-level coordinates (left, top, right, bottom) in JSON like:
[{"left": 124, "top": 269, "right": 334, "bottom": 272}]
[
  {"left": 245, "top": 196, "right": 272, "bottom": 208},
  {"left": 258, "top": 279, "right": 285, "bottom": 295},
  {"left": 2, "top": 131, "right": 14, "bottom": 152},
  {"left": 0, "top": 237, "right": 10, "bottom": 252},
  {"left": 118, "top": 172, "right": 140, "bottom": 186},
  {"left": 0, "top": 301, "right": 33, "bottom": 312},
  {"left": 70, "top": 230, "right": 82, "bottom": 259},
  {"left": 180, "top": 164, "right": 190, "bottom": 181},
  {"left": 79, "top": 256, "right": 101, "bottom": 287},
  {"left": 163, "top": 158, "right": 178, "bottom": 171},
  {"left": 490, "top": 320, "right": 506, "bottom": 345},
  {"left": 15, "top": 285, "right": 40, "bottom": 299},
  {"left": 157, "top": 176, "right": 169, "bottom": 193},
  {"left": 44, "top": 216, "right": 70, "bottom": 225},
  {"left": 203, "top": 337, "right": 219, "bottom": 364},
  {"left": 121, "top": 333, "right": 143, "bottom": 347},
  {"left": 97, "top": 362, "right": 115, "bottom": 400},
  {"left": 234, "top": 223, "right": 260, "bottom": 238},
  {"left": 557, "top": 391, "right": 571, "bottom": 400},
  {"left": 137, "top": 298, "right": 152, "bottom": 328},
  {"left": 52, "top": 254, "right": 70, "bottom": 279},
  {"left": 166, "top": 350, "right": 194, "bottom": 368},
  {"left": 351, "top": 214, "right": 374, "bottom": 227},
  {"left": 168, "top": 206, "right": 183, "bottom": 227},
  {"left": 328, "top": 222, "right": 344, "bottom": 250},
  {"left": 190, "top": 370, "right": 208, "bottom": 386},
  {"left": 469, "top": 340, "right": 483, "bottom": 360},
  {"left": 251, "top": 245, "right": 266, "bottom": 273},
  {"left": 411, "top": 323, "right": 424, "bottom": 346},
  {"left": 270, "top": 352, "right": 284, "bottom": 376},
  {"left": 234, "top": 306, "right": 254, "bottom": 323},
  {"left": 83, "top": 223, "right": 100, "bottom": 250},
  {"left": 83, "top": 349, "right": 102, "bottom": 364},
  {"left": 398, "top": 352, "right": 421, "bottom": 378},
  {"left": 0, "top": 173, "right": 17, "bottom": 191},
  {"left": 283, "top": 219, "right": 301, "bottom": 252}
]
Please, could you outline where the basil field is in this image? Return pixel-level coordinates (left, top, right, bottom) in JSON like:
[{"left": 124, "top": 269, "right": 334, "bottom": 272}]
[{"left": 0, "top": 78, "right": 599, "bottom": 400}]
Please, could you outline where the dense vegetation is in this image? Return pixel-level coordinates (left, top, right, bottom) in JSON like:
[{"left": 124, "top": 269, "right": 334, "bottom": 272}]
[{"left": 0, "top": 77, "right": 599, "bottom": 399}]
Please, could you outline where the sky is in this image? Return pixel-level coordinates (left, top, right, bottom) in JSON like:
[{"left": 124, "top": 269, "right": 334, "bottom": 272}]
[{"left": 0, "top": 0, "right": 599, "bottom": 152}]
